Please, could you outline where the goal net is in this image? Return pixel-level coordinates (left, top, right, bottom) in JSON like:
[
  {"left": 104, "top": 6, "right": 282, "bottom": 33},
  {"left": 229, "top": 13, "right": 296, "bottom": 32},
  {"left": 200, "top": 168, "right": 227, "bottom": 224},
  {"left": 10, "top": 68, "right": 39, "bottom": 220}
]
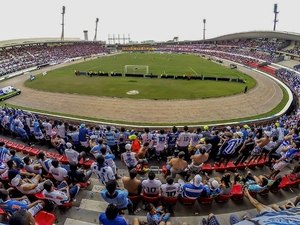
[{"left": 124, "top": 65, "right": 149, "bottom": 75}]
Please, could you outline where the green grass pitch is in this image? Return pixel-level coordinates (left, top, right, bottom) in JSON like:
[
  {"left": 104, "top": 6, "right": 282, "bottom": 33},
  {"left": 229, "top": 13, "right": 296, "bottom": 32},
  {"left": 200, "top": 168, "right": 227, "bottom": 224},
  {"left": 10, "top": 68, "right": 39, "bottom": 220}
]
[{"left": 25, "top": 53, "right": 256, "bottom": 100}]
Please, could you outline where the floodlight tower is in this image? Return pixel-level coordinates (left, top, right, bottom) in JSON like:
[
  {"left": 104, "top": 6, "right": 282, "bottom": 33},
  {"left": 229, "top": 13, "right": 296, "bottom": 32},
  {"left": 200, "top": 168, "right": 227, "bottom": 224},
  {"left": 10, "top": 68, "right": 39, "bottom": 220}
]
[
  {"left": 273, "top": 4, "right": 279, "bottom": 31},
  {"left": 93, "top": 18, "right": 99, "bottom": 41},
  {"left": 61, "top": 6, "right": 66, "bottom": 41},
  {"left": 203, "top": 19, "right": 206, "bottom": 40}
]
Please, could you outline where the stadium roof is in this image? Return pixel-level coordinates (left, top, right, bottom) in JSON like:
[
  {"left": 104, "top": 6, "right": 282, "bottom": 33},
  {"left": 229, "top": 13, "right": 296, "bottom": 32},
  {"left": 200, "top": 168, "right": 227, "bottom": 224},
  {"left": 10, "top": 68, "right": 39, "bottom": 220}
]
[{"left": 206, "top": 30, "right": 300, "bottom": 42}]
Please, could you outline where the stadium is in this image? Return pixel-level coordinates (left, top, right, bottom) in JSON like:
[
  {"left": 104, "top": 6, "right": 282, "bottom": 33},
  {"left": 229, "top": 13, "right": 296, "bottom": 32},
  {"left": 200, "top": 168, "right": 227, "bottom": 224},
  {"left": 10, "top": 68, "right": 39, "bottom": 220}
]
[{"left": 1, "top": 1, "right": 300, "bottom": 225}]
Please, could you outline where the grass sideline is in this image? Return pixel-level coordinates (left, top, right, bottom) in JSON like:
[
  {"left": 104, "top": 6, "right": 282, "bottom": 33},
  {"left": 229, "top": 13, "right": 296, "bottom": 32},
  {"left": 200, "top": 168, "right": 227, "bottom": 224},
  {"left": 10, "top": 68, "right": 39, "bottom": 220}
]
[
  {"left": 0, "top": 84, "right": 288, "bottom": 126},
  {"left": 25, "top": 53, "right": 256, "bottom": 100}
]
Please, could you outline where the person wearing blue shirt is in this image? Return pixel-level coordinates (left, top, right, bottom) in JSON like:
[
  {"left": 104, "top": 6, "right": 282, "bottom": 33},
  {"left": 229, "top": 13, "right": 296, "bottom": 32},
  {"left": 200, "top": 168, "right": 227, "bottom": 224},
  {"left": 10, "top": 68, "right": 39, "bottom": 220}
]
[
  {"left": 146, "top": 204, "right": 170, "bottom": 225},
  {"left": 10, "top": 150, "right": 23, "bottom": 168},
  {"left": 0, "top": 189, "right": 44, "bottom": 216},
  {"left": 104, "top": 126, "right": 117, "bottom": 155},
  {"left": 166, "top": 126, "right": 178, "bottom": 156},
  {"left": 99, "top": 204, "right": 128, "bottom": 225},
  {"left": 0, "top": 142, "right": 9, "bottom": 163},
  {"left": 100, "top": 180, "right": 134, "bottom": 214},
  {"left": 242, "top": 172, "right": 269, "bottom": 193},
  {"left": 181, "top": 174, "right": 204, "bottom": 199},
  {"left": 78, "top": 124, "right": 89, "bottom": 147},
  {"left": 201, "top": 179, "right": 221, "bottom": 197}
]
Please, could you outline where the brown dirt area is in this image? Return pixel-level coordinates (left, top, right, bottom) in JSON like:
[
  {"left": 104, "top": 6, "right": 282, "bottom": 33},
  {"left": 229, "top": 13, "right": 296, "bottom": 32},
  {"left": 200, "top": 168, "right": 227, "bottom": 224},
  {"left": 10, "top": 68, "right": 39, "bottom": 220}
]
[{"left": 2, "top": 59, "right": 283, "bottom": 125}]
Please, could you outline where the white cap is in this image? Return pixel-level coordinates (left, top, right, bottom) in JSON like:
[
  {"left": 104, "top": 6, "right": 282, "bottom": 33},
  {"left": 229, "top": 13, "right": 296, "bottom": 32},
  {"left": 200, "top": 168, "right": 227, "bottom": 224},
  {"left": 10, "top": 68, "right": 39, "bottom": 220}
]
[
  {"left": 125, "top": 143, "right": 132, "bottom": 151},
  {"left": 193, "top": 175, "right": 202, "bottom": 187},
  {"left": 211, "top": 180, "right": 220, "bottom": 189}
]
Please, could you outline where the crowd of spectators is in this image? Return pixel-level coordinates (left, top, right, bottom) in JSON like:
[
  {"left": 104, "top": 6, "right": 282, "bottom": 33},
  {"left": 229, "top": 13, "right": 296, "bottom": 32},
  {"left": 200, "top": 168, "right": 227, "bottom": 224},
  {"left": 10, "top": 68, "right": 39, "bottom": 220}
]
[
  {"left": 276, "top": 68, "right": 300, "bottom": 96},
  {"left": 154, "top": 43, "right": 279, "bottom": 63},
  {"left": 285, "top": 46, "right": 300, "bottom": 56},
  {"left": 216, "top": 39, "right": 289, "bottom": 53},
  {"left": 0, "top": 100, "right": 299, "bottom": 224},
  {"left": 1, "top": 40, "right": 300, "bottom": 224},
  {"left": 293, "top": 64, "right": 300, "bottom": 72},
  {"left": 0, "top": 42, "right": 106, "bottom": 76}
]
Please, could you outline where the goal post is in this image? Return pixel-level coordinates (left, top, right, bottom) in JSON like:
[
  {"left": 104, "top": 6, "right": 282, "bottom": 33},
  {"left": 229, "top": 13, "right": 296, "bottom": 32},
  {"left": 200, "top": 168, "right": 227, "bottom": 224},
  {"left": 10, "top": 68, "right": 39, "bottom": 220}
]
[{"left": 124, "top": 65, "right": 149, "bottom": 75}]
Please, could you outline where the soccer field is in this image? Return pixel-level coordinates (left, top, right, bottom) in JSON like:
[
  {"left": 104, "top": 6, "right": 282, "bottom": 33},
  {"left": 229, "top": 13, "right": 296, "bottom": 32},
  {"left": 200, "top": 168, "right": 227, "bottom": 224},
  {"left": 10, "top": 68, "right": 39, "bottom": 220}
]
[{"left": 25, "top": 53, "right": 256, "bottom": 100}]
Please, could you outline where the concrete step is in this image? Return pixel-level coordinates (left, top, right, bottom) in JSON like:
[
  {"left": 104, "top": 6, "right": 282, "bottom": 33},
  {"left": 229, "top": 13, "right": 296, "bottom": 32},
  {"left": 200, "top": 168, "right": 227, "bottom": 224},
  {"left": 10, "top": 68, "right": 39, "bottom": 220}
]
[
  {"left": 64, "top": 218, "right": 97, "bottom": 225},
  {"left": 79, "top": 199, "right": 108, "bottom": 212}
]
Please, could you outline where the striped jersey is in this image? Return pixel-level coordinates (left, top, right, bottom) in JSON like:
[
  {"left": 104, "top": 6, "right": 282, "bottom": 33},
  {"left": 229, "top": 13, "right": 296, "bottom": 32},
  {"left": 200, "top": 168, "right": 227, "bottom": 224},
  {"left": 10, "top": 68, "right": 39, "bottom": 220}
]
[
  {"left": 38, "top": 158, "right": 52, "bottom": 173},
  {"left": 222, "top": 138, "right": 243, "bottom": 155},
  {"left": 121, "top": 152, "right": 138, "bottom": 167},
  {"left": 181, "top": 183, "right": 203, "bottom": 199},
  {"left": 0, "top": 147, "right": 9, "bottom": 163},
  {"left": 105, "top": 131, "right": 116, "bottom": 146},
  {"left": 91, "top": 162, "right": 115, "bottom": 185}
]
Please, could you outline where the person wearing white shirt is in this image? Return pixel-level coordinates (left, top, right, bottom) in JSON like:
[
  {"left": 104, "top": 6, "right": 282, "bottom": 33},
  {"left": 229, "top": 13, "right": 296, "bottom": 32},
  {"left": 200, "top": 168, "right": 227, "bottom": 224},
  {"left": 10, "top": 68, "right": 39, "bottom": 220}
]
[
  {"left": 57, "top": 122, "right": 66, "bottom": 139},
  {"left": 161, "top": 176, "right": 180, "bottom": 198},
  {"left": 42, "top": 120, "right": 53, "bottom": 138},
  {"left": 91, "top": 155, "right": 115, "bottom": 185},
  {"left": 141, "top": 128, "right": 154, "bottom": 149},
  {"left": 36, "top": 152, "right": 52, "bottom": 174},
  {"left": 155, "top": 130, "right": 167, "bottom": 161},
  {"left": 65, "top": 142, "right": 80, "bottom": 165},
  {"left": 177, "top": 126, "right": 191, "bottom": 160},
  {"left": 160, "top": 176, "right": 180, "bottom": 214},
  {"left": 121, "top": 144, "right": 138, "bottom": 171},
  {"left": 49, "top": 159, "right": 68, "bottom": 182},
  {"left": 142, "top": 171, "right": 162, "bottom": 196}
]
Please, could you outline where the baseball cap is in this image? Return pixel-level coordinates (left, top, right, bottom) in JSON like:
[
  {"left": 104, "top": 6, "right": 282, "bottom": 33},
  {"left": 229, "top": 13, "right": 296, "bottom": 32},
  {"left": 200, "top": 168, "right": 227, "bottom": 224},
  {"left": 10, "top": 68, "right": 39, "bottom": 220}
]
[
  {"left": 128, "top": 134, "right": 137, "bottom": 140},
  {"left": 178, "top": 151, "right": 185, "bottom": 157},
  {"left": 11, "top": 174, "right": 21, "bottom": 186},
  {"left": 80, "top": 124, "right": 85, "bottom": 128},
  {"left": 226, "top": 126, "right": 231, "bottom": 130},
  {"left": 210, "top": 179, "right": 220, "bottom": 189},
  {"left": 203, "top": 125, "right": 209, "bottom": 130},
  {"left": 243, "top": 124, "right": 250, "bottom": 129},
  {"left": 125, "top": 143, "right": 132, "bottom": 151},
  {"left": 193, "top": 175, "right": 202, "bottom": 187},
  {"left": 66, "top": 142, "right": 72, "bottom": 148}
]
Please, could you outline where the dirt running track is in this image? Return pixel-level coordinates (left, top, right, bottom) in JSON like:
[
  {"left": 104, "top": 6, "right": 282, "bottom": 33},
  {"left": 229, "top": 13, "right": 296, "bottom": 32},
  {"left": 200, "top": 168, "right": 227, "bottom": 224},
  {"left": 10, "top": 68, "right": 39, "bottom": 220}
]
[{"left": 2, "top": 59, "right": 283, "bottom": 125}]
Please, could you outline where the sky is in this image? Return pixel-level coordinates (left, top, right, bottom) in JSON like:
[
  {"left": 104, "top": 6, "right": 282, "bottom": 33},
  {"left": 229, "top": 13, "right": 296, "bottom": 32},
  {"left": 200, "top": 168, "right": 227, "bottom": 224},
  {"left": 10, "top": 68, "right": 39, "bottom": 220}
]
[{"left": 1, "top": 0, "right": 299, "bottom": 43}]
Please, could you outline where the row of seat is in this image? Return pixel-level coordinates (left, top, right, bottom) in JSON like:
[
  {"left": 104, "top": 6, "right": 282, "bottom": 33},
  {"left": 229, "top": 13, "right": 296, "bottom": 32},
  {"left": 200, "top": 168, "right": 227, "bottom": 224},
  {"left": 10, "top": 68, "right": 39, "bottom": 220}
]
[
  {"left": 128, "top": 184, "right": 244, "bottom": 207},
  {"left": 0, "top": 137, "right": 94, "bottom": 168},
  {"left": 162, "top": 154, "right": 300, "bottom": 174},
  {"left": 132, "top": 177, "right": 300, "bottom": 208}
]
